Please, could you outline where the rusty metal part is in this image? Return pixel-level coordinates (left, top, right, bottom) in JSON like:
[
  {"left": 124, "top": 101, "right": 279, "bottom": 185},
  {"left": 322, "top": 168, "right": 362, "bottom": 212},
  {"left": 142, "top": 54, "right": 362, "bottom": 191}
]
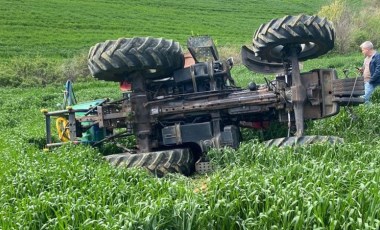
[
  {"left": 187, "top": 36, "right": 219, "bottom": 62},
  {"left": 150, "top": 91, "right": 279, "bottom": 117},
  {"left": 130, "top": 72, "right": 152, "bottom": 153},
  {"left": 288, "top": 45, "right": 306, "bottom": 137}
]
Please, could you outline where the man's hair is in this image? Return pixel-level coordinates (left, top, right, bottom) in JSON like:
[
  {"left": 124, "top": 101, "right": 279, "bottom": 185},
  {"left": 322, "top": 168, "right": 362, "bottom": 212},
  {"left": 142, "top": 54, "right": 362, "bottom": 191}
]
[{"left": 360, "top": 41, "right": 374, "bottom": 50}]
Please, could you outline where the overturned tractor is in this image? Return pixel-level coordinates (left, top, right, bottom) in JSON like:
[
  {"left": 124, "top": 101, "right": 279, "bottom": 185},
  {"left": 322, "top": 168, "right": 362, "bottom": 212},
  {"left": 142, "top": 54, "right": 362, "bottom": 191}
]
[{"left": 43, "top": 15, "right": 364, "bottom": 176}]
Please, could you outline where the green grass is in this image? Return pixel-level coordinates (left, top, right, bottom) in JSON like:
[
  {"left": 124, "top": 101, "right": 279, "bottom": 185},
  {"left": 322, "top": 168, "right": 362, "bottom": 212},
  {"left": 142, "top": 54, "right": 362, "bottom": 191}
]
[
  {"left": 0, "top": 0, "right": 328, "bottom": 59},
  {"left": 3, "top": 0, "right": 380, "bottom": 229},
  {"left": 2, "top": 83, "right": 380, "bottom": 229},
  {"left": 3, "top": 0, "right": 364, "bottom": 88},
  {"left": 2, "top": 65, "right": 380, "bottom": 229}
]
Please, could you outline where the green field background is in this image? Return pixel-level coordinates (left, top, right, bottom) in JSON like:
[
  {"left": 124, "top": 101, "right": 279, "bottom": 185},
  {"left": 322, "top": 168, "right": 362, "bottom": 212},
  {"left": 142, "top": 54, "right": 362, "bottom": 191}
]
[
  {"left": 0, "top": 0, "right": 328, "bottom": 58},
  {"left": 3, "top": 0, "right": 380, "bottom": 229}
]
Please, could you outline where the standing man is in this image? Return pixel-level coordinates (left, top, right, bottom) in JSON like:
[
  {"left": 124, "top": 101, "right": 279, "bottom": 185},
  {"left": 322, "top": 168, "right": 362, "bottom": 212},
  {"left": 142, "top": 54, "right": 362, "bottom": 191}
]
[{"left": 359, "top": 41, "right": 380, "bottom": 103}]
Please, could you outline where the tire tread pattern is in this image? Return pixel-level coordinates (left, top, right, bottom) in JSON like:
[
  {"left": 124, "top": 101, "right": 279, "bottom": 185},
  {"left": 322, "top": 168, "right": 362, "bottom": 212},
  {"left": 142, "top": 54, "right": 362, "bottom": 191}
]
[
  {"left": 264, "top": 135, "right": 343, "bottom": 147},
  {"left": 105, "top": 148, "right": 194, "bottom": 177},
  {"left": 88, "top": 37, "right": 184, "bottom": 81},
  {"left": 252, "top": 15, "right": 335, "bottom": 63}
]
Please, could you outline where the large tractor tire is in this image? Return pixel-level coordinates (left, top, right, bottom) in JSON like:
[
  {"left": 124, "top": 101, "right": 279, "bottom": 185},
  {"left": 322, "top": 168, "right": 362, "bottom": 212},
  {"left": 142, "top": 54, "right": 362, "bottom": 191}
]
[
  {"left": 252, "top": 15, "right": 335, "bottom": 63},
  {"left": 105, "top": 148, "right": 194, "bottom": 177},
  {"left": 264, "top": 135, "right": 343, "bottom": 147},
  {"left": 88, "top": 37, "right": 184, "bottom": 81}
]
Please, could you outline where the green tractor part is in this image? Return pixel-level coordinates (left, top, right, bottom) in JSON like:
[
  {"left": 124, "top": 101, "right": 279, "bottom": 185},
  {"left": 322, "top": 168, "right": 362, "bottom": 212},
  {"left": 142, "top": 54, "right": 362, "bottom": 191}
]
[{"left": 43, "top": 81, "right": 107, "bottom": 147}]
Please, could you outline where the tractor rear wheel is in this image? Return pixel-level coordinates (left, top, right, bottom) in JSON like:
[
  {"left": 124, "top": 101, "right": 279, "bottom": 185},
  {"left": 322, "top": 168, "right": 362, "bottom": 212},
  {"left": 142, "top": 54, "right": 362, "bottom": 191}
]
[
  {"left": 88, "top": 37, "right": 184, "bottom": 81},
  {"left": 105, "top": 148, "right": 194, "bottom": 177},
  {"left": 252, "top": 14, "right": 335, "bottom": 63},
  {"left": 264, "top": 135, "right": 343, "bottom": 147}
]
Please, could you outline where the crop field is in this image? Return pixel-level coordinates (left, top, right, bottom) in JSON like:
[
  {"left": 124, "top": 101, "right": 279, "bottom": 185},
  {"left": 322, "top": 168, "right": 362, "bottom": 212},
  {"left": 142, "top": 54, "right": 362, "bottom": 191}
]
[
  {"left": 0, "top": 0, "right": 329, "bottom": 59},
  {"left": 2, "top": 0, "right": 380, "bottom": 229},
  {"left": 2, "top": 81, "right": 380, "bottom": 229}
]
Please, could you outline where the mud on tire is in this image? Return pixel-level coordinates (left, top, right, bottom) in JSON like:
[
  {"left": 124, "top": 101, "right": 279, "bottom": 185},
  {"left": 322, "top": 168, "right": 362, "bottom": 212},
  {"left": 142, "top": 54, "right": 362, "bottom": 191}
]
[
  {"left": 88, "top": 37, "right": 184, "bottom": 81},
  {"left": 105, "top": 148, "right": 194, "bottom": 177},
  {"left": 252, "top": 14, "right": 335, "bottom": 63}
]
